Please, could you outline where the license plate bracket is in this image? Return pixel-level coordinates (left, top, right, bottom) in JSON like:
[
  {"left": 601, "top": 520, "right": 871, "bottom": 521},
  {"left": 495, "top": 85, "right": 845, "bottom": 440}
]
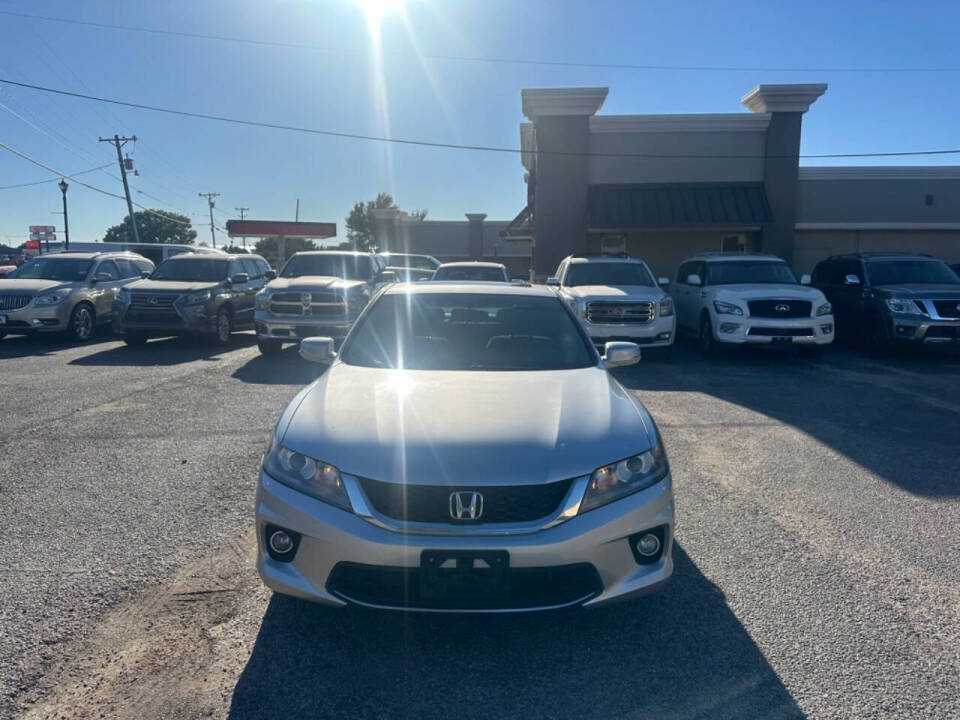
[
  {"left": 420, "top": 550, "right": 509, "bottom": 600},
  {"left": 771, "top": 336, "right": 793, "bottom": 344}
]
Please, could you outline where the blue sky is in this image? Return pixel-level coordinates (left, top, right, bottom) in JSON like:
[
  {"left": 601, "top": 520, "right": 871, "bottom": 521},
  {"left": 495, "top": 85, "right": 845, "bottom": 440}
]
[{"left": 1, "top": 0, "right": 959, "bottom": 246}]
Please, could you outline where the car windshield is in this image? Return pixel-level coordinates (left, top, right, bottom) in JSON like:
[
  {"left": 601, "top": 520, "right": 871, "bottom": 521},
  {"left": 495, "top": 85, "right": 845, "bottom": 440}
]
[
  {"left": 866, "top": 260, "right": 960, "bottom": 285},
  {"left": 564, "top": 263, "right": 654, "bottom": 287},
  {"left": 706, "top": 260, "right": 797, "bottom": 285},
  {"left": 434, "top": 266, "right": 506, "bottom": 282},
  {"left": 281, "top": 254, "right": 373, "bottom": 280},
  {"left": 9, "top": 257, "right": 93, "bottom": 281},
  {"left": 150, "top": 258, "right": 228, "bottom": 282},
  {"left": 381, "top": 255, "right": 437, "bottom": 270},
  {"left": 342, "top": 292, "right": 595, "bottom": 370}
]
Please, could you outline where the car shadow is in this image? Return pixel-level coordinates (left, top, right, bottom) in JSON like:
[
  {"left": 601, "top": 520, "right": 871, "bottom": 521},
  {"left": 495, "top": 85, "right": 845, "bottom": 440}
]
[
  {"left": 228, "top": 545, "right": 803, "bottom": 720},
  {"left": 68, "top": 333, "right": 256, "bottom": 367},
  {"left": 231, "top": 347, "right": 327, "bottom": 385},
  {"left": 615, "top": 341, "right": 960, "bottom": 497},
  {"left": 0, "top": 330, "right": 116, "bottom": 359}
]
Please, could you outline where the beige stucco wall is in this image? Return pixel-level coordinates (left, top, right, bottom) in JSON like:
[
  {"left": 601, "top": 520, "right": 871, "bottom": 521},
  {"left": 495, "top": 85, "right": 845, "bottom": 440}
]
[{"left": 794, "top": 230, "right": 960, "bottom": 275}]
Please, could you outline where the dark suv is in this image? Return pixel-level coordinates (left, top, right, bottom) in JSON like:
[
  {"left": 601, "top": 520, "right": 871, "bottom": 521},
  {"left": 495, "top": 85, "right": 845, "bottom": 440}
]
[
  {"left": 113, "top": 252, "right": 273, "bottom": 345},
  {"left": 812, "top": 253, "right": 960, "bottom": 354}
]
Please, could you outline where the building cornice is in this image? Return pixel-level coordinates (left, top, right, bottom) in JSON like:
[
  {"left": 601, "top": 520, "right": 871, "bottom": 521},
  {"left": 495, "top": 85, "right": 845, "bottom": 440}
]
[
  {"left": 522, "top": 87, "right": 608, "bottom": 120},
  {"left": 799, "top": 166, "right": 960, "bottom": 180},
  {"left": 741, "top": 83, "right": 827, "bottom": 114},
  {"left": 590, "top": 113, "right": 770, "bottom": 134},
  {"left": 797, "top": 222, "right": 960, "bottom": 230}
]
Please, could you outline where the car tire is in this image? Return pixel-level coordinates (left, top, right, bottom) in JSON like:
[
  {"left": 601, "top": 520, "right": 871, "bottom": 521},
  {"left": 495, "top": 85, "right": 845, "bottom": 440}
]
[
  {"left": 699, "top": 315, "right": 717, "bottom": 357},
  {"left": 797, "top": 345, "right": 823, "bottom": 360},
  {"left": 862, "top": 316, "right": 894, "bottom": 358},
  {"left": 213, "top": 307, "right": 232, "bottom": 345},
  {"left": 258, "top": 339, "right": 282, "bottom": 355},
  {"left": 68, "top": 303, "right": 95, "bottom": 343},
  {"left": 124, "top": 334, "right": 148, "bottom": 347}
]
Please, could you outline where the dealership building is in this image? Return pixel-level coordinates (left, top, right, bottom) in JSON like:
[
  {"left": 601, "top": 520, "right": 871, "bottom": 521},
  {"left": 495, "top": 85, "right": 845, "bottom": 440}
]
[{"left": 374, "top": 83, "right": 960, "bottom": 280}]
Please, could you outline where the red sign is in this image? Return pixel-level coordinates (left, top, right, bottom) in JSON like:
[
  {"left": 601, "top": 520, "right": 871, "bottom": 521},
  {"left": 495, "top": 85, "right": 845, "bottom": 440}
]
[
  {"left": 25, "top": 240, "right": 39, "bottom": 249},
  {"left": 29, "top": 225, "right": 55, "bottom": 233},
  {"left": 225, "top": 220, "right": 336, "bottom": 239}
]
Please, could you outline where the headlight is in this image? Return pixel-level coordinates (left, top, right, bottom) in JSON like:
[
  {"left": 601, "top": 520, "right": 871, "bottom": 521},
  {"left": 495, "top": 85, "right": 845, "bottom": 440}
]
[
  {"left": 815, "top": 302, "right": 833, "bottom": 316},
  {"left": 184, "top": 290, "right": 212, "bottom": 305},
  {"left": 658, "top": 297, "right": 674, "bottom": 317},
  {"left": 713, "top": 300, "right": 743, "bottom": 316},
  {"left": 33, "top": 291, "right": 70, "bottom": 306},
  {"left": 255, "top": 291, "right": 271, "bottom": 310},
  {"left": 580, "top": 433, "right": 669, "bottom": 513},
  {"left": 885, "top": 298, "right": 923, "bottom": 315},
  {"left": 262, "top": 437, "right": 351, "bottom": 511}
]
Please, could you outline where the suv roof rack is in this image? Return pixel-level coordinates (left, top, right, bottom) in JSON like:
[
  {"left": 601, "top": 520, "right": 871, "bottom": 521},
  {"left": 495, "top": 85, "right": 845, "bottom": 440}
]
[{"left": 825, "top": 251, "right": 934, "bottom": 261}]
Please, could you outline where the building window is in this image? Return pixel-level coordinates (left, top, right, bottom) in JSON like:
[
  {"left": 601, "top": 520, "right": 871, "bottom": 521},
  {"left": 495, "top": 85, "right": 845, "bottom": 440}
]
[{"left": 721, "top": 234, "right": 746, "bottom": 253}]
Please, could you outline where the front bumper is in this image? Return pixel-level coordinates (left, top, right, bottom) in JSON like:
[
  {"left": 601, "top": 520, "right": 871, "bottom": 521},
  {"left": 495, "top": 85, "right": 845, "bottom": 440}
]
[
  {"left": 112, "top": 299, "right": 217, "bottom": 336},
  {"left": 255, "top": 309, "right": 359, "bottom": 342},
  {"left": 255, "top": 470, "right": 674, "bottom": 612},
  {"left": 886, "top": 314, "right": 960, "bottom": 345},
  {"left": 0, "top": 299, "right": 73, "bottom": 333},
  {"left": 583, "top": 315, "right": 676, "bottom": 348},
  {"left": 711, "top": 313, "right": 835, "bottom": 346}
]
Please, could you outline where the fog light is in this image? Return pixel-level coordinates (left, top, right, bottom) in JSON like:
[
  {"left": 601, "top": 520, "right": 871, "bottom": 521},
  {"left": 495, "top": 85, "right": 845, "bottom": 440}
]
[
  {"left": 657, "top": 332, "right": 672, "bottom": 340},
  {"left": 821, "top": 324, "right": 833, "bottom": 334},
  {"left": 635, "top": 533, "right": 661, "bottom": 557},
  {"left": 264, "top": 524, "right": 300, "bottom": 561},
  {"left": 719, "top": 323, "right": 738, "bottom": 333},
  {"left": 269, "top": 530, "right": 293, "bottom": 554}
]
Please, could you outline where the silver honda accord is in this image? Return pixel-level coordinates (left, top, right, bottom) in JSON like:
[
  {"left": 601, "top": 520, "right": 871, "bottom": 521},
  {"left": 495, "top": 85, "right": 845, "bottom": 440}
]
[{"left": 255, "top": 282, "right": 674, "bottom": 612}]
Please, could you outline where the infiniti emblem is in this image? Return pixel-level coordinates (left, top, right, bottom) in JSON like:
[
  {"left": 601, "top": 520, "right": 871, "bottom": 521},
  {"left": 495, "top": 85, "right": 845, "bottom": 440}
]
[
  {"left": 149, "top": 296, "right": 158, "bottom": 305},
  {"left": 449, "top": 491, "right": 484, "bottom": 521},
  {"left": 775, "top": 303, "right": 790, "bottom": 312}
]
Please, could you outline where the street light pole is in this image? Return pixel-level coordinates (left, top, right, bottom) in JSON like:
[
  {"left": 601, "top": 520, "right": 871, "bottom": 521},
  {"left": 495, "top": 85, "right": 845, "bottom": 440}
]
[{"left": 58, "top": 179, "right": 70, "bottom": 251}]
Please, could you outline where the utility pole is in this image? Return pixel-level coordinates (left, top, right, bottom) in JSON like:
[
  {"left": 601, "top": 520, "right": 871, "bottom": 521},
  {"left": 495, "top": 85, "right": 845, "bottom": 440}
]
[
  {"left": 99, "top": 135, "right": 140, "bottom": 243},
  {"left": 199, "top": 192, "right": 220, "bottom": 248},
  {"left": 235, "top": 207, "right": 249, "bottom": 248},
  {"left": 58, "top": 179, "right": 70, "bottom": 251}
]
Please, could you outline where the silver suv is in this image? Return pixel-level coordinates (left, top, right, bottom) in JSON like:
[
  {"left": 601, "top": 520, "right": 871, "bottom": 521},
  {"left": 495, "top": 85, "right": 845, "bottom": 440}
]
[{"left": 0, "top": 252, "right": 154, "bottom": 342}]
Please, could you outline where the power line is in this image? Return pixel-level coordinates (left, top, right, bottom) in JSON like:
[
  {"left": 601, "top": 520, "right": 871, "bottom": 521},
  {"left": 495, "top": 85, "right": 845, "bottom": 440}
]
[
  {"left": 1, "top": 76, "right": 959, "bottom": 160},
  {"left": 0, "top": 163, "right": 111, "bottom": 190},
  {"left": 2, "top": 8, "right": 959, "bottom": 74}
]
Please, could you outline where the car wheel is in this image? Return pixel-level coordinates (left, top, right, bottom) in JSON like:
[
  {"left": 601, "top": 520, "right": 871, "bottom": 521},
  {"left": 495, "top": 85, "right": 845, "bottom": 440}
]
[
  {"left": 797, "top": 345, "right": 823, "bottom": 360},
  {"left": 862, "top": 316, "right": 894, "bottom": 357},
  {"left": 213, "top": 307, "right": 232, "bottom": 345},
  {"left": 699, "top": 315, "right": 717, "bottom": 357},
  {"left": 124, "top": 333, "right": 148, "bottom": 347},
  {"left": 258, "top": 339, "right": 282, "bottom": 355},
  {"left": 68, "top": 303, "right": 95, "bottom": 342}
]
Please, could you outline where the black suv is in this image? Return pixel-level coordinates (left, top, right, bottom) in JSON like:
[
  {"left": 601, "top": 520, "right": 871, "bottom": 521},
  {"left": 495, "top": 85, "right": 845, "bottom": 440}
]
[
  {"left": 811, "top": 253, "right": 960, "bottom": 354},
  {"left": 113, "top": 252, "right": 273, "bottom": 345}
]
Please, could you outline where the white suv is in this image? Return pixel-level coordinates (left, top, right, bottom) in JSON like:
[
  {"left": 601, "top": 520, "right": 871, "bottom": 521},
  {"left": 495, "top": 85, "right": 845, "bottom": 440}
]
[
  {"left": 671, "top": 253, "right": 834, "bottom": 357},
  {"left": 549, "top": 255, "right": 675, "bottom": 351}
]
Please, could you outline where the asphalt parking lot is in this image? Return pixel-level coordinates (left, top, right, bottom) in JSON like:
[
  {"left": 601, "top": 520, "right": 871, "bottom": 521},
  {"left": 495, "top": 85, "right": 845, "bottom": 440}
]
[{"left": 1, "top": 332, "right": 959, "bottom": 719}]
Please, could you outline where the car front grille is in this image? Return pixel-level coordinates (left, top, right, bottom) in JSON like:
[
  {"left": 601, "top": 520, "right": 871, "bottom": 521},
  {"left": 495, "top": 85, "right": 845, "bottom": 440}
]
[
  {"left": 924, "top": 326, "right": 960, "bottom": 340},
  {"left": 747, "top": 326, "right": 814, "bottom": 337},
  {"left": 932, "top": 300, "right": 960, "bottom": 319},
  {"left": 357, "top": 477, "right": 574, "bottom": 524},
  {"left": 0, "top": 294, "right": 32, "bottom": 310},
  {"left": 130, "top": 293, "right": 178, "bottom": 309},
  {"left": 747, "top": 300, "right": 812, "bottom": 318},
  {"left": 585, "top": 301, "right": 654, "bottom": 324},
  {"left": 269, "top": 291, "right": 347, "bottom": 318}
]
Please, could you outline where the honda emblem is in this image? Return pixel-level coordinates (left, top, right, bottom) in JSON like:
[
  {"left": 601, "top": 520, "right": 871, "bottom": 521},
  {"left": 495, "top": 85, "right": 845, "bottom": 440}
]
[{"left": 449, "top": 491, "right": 484, "bottom": 521}]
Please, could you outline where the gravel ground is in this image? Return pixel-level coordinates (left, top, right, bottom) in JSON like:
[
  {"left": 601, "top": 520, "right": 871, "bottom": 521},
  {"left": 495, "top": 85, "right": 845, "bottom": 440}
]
[{"left": 1, "top": 332, "right": 958, "bottom": 719}]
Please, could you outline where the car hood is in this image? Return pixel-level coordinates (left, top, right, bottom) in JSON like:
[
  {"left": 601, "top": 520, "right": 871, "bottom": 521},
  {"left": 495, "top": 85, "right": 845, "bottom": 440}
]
[
  {"left": 266, "top": 276, "right": 368, "bottom": 292},
  {"left": 0, "top": 279, "right": 71, "bottom": 294},
  {"left": 280, "top": 364, "right": 654, "bottom": 486},
  {"left": 872, "top": 284, "right": 960, "bottom": 299},
  {"left": 123, "top": 279, "right": 222, "bottom": 293},
  {"left": 711, "top": 284, "right": 826, "bottom": 302},
  {"left": 563, "top": 285, "right": 665, "bottom": 302}
]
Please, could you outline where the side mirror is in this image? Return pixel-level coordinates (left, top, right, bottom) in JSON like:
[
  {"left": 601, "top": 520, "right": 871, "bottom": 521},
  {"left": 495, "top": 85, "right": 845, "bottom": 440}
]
[
  {"left": 140, "top": 271, "right": 151, "bottom": 279},
  {"left": 546, "top": 277, "right": 560, "bottom": 286},
  {"left": 658, "top": 276, "right": 670, "bottom": 286},
  {"left": 377, "top": 270, "right": 398, "bottom": 283},
  {"left": 265, "top": 269, "right": 277, "bottom": 280},
  {"left": 602, "top": 341, "right": 641, "bottom": 368},
  {"left": 687, "top": 274, "right": 702, "bottom": 287},
  {"left": 844, "top": 274, "right": 861, "bottom": 285},
  {"left": 91, "top": 272, "right": 112, "bottom": 284},
  {"left": 299, "top": 337, "right": 337, "bottom": 364},
  {"left": 800, "top": 273, "right": 812, "bottom": 286},
  {"left": 231, "top": 272, "right": 250, "bottom": 284}
]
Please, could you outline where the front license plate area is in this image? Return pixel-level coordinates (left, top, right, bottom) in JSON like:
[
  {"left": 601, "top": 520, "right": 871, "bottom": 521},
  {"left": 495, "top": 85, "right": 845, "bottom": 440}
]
[
  {"left": 771, "top": 336, "right": 793, "bottom": 344},
  {"left": 420, "top": 550, "right": 509, "bottom": 600}
]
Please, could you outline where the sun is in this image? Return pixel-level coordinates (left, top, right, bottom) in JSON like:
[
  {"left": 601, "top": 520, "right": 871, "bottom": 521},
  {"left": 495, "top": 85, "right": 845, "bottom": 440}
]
[{"left": 355, "top": 0, "right": 404, "bottom": 29}]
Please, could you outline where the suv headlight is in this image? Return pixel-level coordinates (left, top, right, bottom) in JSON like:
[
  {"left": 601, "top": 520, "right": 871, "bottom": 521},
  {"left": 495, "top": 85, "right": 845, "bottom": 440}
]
[
  {"left": 184, "top": 290, "right": 212, "bottom": 305},
  {"left": 255, "top": 291, "right": 271, "bottom": 310},
  {"left": 713, "top": 300, "right": 743, "bottom": 316},
  {"left": 658, "top": 297, "right": 674, "bottom": 317},
  {"left": 885, "top": 298, "right": 923, "bottom": 315},
  {"left": 815, "top": 302, "right": 833, "bottom": 316},
  {"left": 262, "top": 437, "right": 351, "bottom": 511},
  {"left": 580, "top": 432, "right": 669, "bottom": 513},
  {"left": 33, "top": 290, "right": 70, "bottom": 306}
]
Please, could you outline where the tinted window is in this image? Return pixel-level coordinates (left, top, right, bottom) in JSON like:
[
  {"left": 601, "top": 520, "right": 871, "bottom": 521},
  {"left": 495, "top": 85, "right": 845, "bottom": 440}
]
[
  {"left": 380, "top": 255, "right": 438, "bottom": 270},
  {"left": 866, "top": 260, "right": 960, "bottom": 286},
  {"left": 256, "top": 258, "right": 271, "bottom": 275},
  {"left": 133, "top": 259, "right": 154, "bottom": 274},
  {"left": 94, "top": 260, "right": 120, "bottom": 280},
  {"left": 563, "top": 263, "right": 654, "bottom": 287},
  {"left": 342, "top": 293, "right": 595, "bottom": 371},
  {"left": 676, "top": 262, "right": 692, "bottom": 284},
  {"left": 128, "top": 245, "right": 164, "bottom": 265},
  {"left": 241, "top": 258, "right": 260, "bottom": 278},
  {"left": 705, "top": 261, "right": 797, "bottom": 285},
  {"left": 433, "top": 266, "right": 507, "bottom": 282},
  {"left": 9, "top": 257, "right": 93, "bottom": 281},
  {"left": 150, "top": 258, "right": 229, "bottom": 282},
  {"left": 281, "top": 254, "right": 374, "bottom": 280},
  {"left": 114, "top": 259, "right": 138, "bottom": 278}
]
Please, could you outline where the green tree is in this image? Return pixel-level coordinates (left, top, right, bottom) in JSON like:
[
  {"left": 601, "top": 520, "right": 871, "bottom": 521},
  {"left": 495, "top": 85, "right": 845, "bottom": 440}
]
[
  {"left": 346, "top": 192, "right": 416, "bottom": 251},
  {"left": 102, "top": 210, "right": 197, "bottom": 245},
  {"left": 223, "top": 245, "right": 250, "bottom": 254},
  {"left": 254, "top": 237, "right": 319, "bottom": 268}
]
